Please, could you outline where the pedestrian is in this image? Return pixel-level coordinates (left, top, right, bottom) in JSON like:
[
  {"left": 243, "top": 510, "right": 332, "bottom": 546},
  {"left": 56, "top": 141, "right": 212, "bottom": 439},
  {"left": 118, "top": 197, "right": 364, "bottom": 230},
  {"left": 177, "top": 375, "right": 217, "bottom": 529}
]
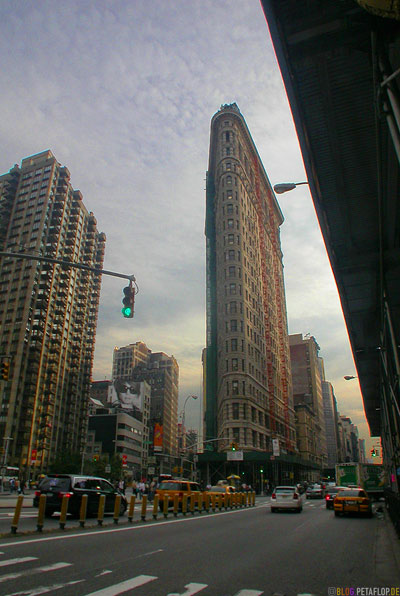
[
  {"left": 118, "top": 479, "right": 125, "bottom": 494},
  {"left": 149, "top": 479, "right": 156, "bottom": 502},
  {"left": 9, "top": 478, "right": 15, "bottom": 493},
  {"left": 131, "top": 480, "right": 137, "bottom": 497}
]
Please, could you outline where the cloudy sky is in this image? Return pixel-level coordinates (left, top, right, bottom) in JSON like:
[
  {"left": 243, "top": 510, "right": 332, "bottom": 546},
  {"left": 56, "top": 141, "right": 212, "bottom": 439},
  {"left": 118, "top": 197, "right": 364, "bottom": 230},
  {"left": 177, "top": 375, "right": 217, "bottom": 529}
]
[{"left": 0, "top": 1, "right": 374, "bottom": 447}]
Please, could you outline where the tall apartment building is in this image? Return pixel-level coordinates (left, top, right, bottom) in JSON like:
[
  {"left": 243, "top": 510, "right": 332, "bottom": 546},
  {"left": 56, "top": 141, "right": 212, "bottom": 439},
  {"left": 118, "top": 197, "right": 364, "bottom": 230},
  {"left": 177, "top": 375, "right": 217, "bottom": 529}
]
[
  {"left": 321, "top": 380, "right": 341, "bottom": 470},
  {"left": 0, "top": 151, "right": 105, "bottom": 474},
  {"left": 289, "top": 333, "right": 328, "bottom": 469},
  {"left": 112, "top": 342, "right": 179, "bottom": 456},
  {"left": 205, "top": 103, "right": 297, "bottom": 455}
]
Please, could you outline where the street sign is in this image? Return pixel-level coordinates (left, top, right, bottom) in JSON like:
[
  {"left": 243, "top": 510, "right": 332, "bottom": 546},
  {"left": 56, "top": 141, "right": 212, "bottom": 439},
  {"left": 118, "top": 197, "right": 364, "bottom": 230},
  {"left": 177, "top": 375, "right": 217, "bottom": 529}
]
[
  {"left": 105, "top": 465, "right": 111, "bottom": 473},
  {"left": 227, "top": 450, "right": 243, "bottom": 461},
  {"left": 122, "top": 455, "right": 128, "bottom": 467}
]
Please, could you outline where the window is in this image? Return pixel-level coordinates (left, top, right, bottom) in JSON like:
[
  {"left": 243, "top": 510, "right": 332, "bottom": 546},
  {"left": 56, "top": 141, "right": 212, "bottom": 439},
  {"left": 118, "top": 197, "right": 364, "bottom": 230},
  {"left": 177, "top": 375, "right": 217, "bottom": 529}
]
[
  {"left": 232, "top": 358, "right": 238, "bottom": 371},
  {"left": 231, "top": 338, "right": 238, "bottom": 351},
  {"left": 232, "top": 402, "right": 239, "bottom": 418},
  {"left": 227, "top": 219, "right": 234, "bottom": 229},
  {"left": 229, "top": 283, "right": 236, "bottom": 295},
  {"left": 229, "top": 301, "right": 237, "bottom": 314},
  {"left": 232, "top": 381, "right": 239, "bottom": 396},
  {"left": 227, "top": 204, "right": 233, "bottom": 215},
  {"left": 228, "top": 249, "right": 235, "bottom": 261},
  {"left": 228, "top": 266, "right": 235, "bottom": 277},
  {"left": 228, "top": 234, "right": 234, "bottom": 244},
  {"left": 230, "top": 319, "right": 237, "bottom": 332}
]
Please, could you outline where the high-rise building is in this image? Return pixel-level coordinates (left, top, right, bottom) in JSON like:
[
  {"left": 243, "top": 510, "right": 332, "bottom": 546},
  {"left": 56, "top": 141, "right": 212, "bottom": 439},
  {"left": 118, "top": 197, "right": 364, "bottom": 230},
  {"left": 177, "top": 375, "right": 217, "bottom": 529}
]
[
  {"left": 204, "top": 103, "right": 296, "bottom": 455},
  {"left": 112, "top": 342, "right": 179, "bottom": 456},
  {"left": 289, "top": 333, "right": 328, "bottom": 469},
  {"left": 0, "top": 150, "right": 105, "bottom": 474}
]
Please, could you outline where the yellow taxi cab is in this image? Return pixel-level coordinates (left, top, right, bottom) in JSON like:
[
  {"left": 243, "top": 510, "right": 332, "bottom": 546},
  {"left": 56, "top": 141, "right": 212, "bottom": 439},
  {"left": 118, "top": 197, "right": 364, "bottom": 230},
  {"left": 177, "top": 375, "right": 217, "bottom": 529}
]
[
  {"left": 155, "top": 479, "right": 201, "bottom": 510},
  {"left": 206, "top": 485, "right": 236, "bottom": 498},
  {"left": 333, "top": 487, "right": 372, "bottom": 517}
]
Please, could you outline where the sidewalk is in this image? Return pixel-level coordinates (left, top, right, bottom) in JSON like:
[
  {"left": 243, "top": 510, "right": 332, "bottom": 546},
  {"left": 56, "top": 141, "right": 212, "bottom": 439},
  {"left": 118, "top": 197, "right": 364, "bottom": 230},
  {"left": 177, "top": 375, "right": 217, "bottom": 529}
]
[{"left": 0, "top": 491, "right": 34, "bottom": 508}]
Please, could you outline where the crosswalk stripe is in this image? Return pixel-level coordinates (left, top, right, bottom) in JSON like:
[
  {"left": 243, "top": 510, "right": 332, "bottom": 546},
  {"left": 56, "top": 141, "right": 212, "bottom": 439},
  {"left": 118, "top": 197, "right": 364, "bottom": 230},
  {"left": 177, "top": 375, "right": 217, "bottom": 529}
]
[
  {"left": 167, "top": 583, "right": 208, "bottom": 595},
  {"left": 5, "top": 579, "right": 85, "bottom": 595},
  {"left": 234, "top": 590, "right": 264, "bottom": 595},
  {"left": 0, "top": 562, "right": 72, "bottom": 583},
  {"left": 0, "top": 557, "right": 37, "bottom": 568},
  {"left": 83, "top": 575, "right": 158, "bottom": 595}
]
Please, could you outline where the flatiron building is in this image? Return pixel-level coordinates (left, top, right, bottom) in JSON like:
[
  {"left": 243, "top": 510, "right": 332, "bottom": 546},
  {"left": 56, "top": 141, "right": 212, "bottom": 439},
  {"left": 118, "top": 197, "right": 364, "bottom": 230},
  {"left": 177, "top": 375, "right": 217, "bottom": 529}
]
[{"left": 205, "top": 103, "right": 296, "bottom": 455}]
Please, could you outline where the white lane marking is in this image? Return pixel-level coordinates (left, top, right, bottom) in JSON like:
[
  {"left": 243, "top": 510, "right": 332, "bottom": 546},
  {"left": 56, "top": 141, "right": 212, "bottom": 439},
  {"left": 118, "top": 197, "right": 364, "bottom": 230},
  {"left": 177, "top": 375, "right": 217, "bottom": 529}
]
[
  {"left": 95, "top": 570, "right": 113, "bottom": 577},
  {"left": 84, "top": 574, "right": 157, "bottom": 595},
  {"left": 137, "top": 548, "right": 163, "bottom": 558},
  {"left": 0, "top": 562, "right": 71, "bottom": 583},
  {"left": 0, "top": 505, "right": 259, "bottom": 548},
  {"left": 0, "top": 557, "right": 37, "bottom": 567},
  {"left": 234, "top": 591, "right": 264, "bottom": 595},
  {"left": 167, "top": 584, "right": 208, "bottom": 596},
  {"left": 5, "top": 579, "right": 84, "bottom": 595}
]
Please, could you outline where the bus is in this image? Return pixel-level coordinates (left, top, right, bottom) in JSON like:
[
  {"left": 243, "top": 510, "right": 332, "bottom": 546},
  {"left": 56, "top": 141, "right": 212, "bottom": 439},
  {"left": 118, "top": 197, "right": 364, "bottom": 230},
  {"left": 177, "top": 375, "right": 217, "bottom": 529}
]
[{"left": 1, "top": 466, "right": 20, "bottom": 491}]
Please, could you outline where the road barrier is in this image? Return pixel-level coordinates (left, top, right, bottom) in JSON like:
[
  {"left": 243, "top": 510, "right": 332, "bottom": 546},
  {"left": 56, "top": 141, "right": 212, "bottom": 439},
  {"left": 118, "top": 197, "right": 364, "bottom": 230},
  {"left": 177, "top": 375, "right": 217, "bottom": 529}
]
[
  {"left": 152, "top": 495, "right": 158, "bottom": 520},
  {"left": 59, "top": 495, "right": 69, "bottom": 530},
  {"left": 10, "top": 495, "right": 24, "bottom": 534},
  {"left": 37, "top": 494, "right": 46, "bottom": 532},
  {"left": 128, "top": 495, "right": 135, "bottom": 522},
  {"left": 79, "top": 495, "right": 88, "bottom": 528},
  {"left": 5, "top": 490, "right": 257, "bottom": 536},
  {"left": 97, "top": 494, "right": 106, "bottom": 525},
  {"left": 141, "top": 495, "right": 147, "bottom": 521}
]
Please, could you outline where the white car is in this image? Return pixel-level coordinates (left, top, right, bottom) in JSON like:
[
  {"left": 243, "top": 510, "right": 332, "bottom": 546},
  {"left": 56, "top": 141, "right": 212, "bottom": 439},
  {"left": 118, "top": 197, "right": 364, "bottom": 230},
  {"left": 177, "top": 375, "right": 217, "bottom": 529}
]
[{"left": 271, "top": 486, "right": 303, "bottom": 513}]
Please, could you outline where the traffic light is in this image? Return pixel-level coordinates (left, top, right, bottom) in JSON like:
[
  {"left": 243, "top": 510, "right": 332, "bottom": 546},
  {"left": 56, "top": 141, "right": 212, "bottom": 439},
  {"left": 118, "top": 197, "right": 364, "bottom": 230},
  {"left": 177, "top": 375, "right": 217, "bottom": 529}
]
[
  {"left": 230, "top": 442, "right": 237, "bottom": 451},
  {"left": 92, "top": 454, "right": 99, "bottom": 462},
  {"left": 371, "top": 448, "right": 376, "bottom": 457},
  {"left": 121, "top": 283, "right": 135, "bottom": 318},
  {"left": 0, "top": 361, "right": 10, "bottom": 381}
]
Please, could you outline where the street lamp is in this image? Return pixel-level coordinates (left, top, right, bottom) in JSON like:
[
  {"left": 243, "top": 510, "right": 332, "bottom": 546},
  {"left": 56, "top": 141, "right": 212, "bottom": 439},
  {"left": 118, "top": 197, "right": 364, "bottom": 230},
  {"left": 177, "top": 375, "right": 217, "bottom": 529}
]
[
  {"left": 181, "top": 395, "right": 198, "bottom": 439},
  {"left": 273, "top": 181, "right": 309, "bottom": 194},
  {"left": 344, "top": 375, "right": 358, "bottom": 380}
]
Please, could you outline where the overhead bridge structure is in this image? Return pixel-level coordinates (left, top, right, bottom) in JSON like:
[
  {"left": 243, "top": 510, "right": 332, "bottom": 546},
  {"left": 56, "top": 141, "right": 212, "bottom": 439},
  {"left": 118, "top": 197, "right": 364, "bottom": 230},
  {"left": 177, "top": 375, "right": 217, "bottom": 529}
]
[{"left": 261, "top": 0, "right": 400, "bottom": 520}]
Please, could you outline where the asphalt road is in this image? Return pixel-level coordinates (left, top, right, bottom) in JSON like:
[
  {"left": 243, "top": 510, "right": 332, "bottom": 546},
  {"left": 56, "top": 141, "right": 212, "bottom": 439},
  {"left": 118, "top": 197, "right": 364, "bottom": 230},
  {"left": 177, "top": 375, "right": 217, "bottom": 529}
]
[{"left": 0, "top": 497, "right": 398, "bottom": 596}]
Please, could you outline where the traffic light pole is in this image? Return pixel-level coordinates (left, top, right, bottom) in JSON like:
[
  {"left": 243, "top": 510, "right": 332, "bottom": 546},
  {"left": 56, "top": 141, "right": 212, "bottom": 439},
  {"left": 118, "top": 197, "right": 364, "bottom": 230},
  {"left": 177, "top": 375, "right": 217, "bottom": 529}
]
[{"left": 0, "top": 250, "right": 136, "bottom": 283}]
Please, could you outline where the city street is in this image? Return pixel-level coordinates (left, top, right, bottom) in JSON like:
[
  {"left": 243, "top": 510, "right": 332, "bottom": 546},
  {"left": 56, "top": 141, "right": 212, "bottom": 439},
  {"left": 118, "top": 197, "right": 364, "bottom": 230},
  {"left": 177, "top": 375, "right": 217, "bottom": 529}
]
[{"left": 0, "top": 496, "right": 398, "bottom": 595}]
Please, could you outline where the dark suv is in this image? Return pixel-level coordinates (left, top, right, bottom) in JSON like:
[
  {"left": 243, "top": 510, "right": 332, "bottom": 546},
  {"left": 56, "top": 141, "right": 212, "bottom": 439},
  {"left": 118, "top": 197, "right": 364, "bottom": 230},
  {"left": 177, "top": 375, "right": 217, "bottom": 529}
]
[{"left": 33, "top": 474, "right": 127, "bottom": 517}]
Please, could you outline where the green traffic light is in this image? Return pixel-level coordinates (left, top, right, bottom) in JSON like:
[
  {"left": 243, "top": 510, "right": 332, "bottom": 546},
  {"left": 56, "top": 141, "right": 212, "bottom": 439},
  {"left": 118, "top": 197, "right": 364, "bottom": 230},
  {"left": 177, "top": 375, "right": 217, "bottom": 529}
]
[{"left": 122, "top": 307, "right": 132, "bottom": 317}]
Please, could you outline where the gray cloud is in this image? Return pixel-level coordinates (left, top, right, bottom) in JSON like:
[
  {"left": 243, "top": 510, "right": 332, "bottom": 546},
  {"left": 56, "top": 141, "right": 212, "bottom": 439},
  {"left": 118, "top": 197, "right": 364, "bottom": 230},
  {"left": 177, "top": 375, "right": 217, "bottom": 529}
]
[{"left": 0, "top": 0, "right": 369, "bottom": 439}]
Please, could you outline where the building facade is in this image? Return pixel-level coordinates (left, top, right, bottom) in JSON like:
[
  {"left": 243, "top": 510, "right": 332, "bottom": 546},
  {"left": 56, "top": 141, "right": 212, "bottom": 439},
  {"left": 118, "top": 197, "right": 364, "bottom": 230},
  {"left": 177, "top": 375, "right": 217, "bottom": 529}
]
[
  {"left": 0, "top": 151, "right": 105, "bottom": 476},
  {"left": 289, "top": 333, "right": 328, "bottom": 469},
  {"left": 205, "top": 103, "right": 297, "bottom": 455},
  {"left": 112, "top": 342, "right": 179, "bottom": 457}
]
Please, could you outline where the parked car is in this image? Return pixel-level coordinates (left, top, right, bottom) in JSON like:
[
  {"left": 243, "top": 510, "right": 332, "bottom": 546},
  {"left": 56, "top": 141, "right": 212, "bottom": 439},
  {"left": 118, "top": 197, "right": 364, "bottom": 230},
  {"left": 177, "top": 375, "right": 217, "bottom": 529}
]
[
  {"left": 306, "top": 483, "right": 324, "bottom": 499},
  {"left": 156, "top": 479, "right": 201, "bottom": 510},
  {"left": 324, "top": 486, "right": 344, "bottom": 509},
  {"left": 271, "top": 486, "right": 302, "bottom": 513},
  {"left": 333, "top": 488, "right": 372, "bottom": 517},
  {"left": 33, "top": 474, "right": 127, "bottom": 517}
]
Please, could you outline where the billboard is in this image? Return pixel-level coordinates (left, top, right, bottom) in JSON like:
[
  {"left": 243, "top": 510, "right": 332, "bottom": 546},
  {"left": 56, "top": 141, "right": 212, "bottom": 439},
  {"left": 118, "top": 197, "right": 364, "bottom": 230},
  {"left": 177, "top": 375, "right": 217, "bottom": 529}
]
[
  {"left": 153, "top": 423, "right": 163, "bottom": 452},
  {"left": 108, "top": 379, "right": 143, "bottom": 415}
]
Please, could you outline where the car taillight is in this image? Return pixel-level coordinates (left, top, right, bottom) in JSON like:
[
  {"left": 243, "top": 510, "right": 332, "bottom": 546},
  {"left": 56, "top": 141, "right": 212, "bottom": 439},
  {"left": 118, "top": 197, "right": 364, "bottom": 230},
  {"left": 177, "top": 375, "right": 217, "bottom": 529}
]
[
  {"left": 293, "top": 493, "right": 298, "bottom": 499},
  {"left": 34, "top": 491, "right": 41, "bottom": 497},
  {"left": 325, "top": 495, "right": 329, "bottom": 500},
  {"left": 57, "top": 491, "right": 72, "bottom": 498},
  {"left": 271, "top": 492, "right": 276, "bottom": 499}
]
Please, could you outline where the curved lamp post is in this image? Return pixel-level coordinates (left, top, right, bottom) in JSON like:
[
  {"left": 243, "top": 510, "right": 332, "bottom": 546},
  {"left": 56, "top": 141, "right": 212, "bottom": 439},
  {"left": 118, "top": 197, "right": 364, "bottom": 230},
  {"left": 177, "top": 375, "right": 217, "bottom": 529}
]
[
  {"left": 273, "top": 181, "right": 309, "bottom": 194},
  {"left": 343, "top": 375, "right": 358, "bottom": 380}
]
